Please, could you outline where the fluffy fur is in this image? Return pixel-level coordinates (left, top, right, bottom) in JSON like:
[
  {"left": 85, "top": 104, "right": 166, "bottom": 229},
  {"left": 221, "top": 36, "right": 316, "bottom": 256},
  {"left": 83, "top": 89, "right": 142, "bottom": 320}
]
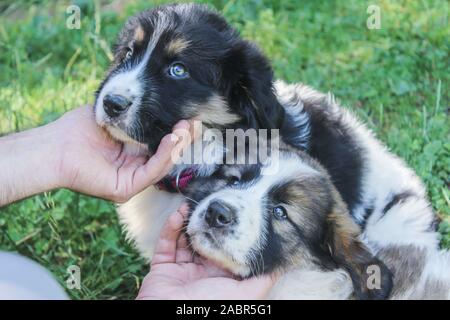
[{"left": 92, "top": 3, "right": 443, "bottom": 298}]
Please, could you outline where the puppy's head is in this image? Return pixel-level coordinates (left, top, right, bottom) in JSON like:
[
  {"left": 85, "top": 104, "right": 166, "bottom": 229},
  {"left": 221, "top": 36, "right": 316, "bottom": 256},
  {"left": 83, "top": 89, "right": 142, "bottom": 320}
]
[
  {"left": 95, "top": 3, "right": 284, "bottom": 153},
  {"left": 186, "top": 149, "right": 392, "bottom": 299}
]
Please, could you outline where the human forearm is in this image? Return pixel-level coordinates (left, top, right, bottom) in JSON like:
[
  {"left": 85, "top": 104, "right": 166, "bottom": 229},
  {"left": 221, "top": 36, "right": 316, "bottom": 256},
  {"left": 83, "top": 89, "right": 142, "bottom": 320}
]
[
  {"left": 0, "top": 122, "right": 63, "bottom": 206},
  {"left": 0, "top": 105, "right": 193, "bottom": 206}
]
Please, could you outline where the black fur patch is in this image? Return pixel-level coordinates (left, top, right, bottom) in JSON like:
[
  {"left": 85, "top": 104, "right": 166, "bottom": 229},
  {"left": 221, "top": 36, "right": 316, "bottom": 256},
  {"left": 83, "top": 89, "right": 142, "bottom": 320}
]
[
  {"left": 360, "top": 203, "right": 375, "bottom": 231},
  {"left": 256, "top": 216, "right": 286, "bottom": 274},
  {"left": 382, "top": 191, "right": 415, "bottom": 216},
  {"left": 305, "top": 109, "right": 364, "bottom": 215}
]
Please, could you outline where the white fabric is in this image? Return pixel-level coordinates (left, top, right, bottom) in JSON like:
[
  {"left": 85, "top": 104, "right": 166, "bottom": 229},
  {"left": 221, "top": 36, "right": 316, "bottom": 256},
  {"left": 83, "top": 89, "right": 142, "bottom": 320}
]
[{"left": 0, "top": 252, "right": 68, "bottom": 300}]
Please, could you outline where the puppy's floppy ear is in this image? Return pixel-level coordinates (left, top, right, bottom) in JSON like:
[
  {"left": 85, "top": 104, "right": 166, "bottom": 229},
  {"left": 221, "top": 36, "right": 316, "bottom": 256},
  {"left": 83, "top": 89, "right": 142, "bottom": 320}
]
[
  {"left": 221, "top": 40, "right": 285, "bottom": 129},
  {"left": 324, "top": 209, "right": 393, "bottom": 300}
]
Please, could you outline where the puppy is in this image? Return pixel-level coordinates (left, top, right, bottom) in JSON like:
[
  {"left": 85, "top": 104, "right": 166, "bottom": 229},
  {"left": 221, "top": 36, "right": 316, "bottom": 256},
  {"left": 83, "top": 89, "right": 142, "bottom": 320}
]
[
  {"left": 186, "top": 147, "right": 450, "bottom": 300},
  {"left": 93, "top": 4, "right": 439, "bottom": 265}
]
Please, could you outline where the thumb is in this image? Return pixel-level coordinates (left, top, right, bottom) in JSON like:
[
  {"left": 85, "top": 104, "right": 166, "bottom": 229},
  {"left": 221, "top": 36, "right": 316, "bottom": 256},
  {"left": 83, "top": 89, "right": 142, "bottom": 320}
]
[
  {"left": 151, "top": 208, "right": 186, "bottom": 266},
  {"left": 134, "top": 120, "right": 192, "bottom": 190}
]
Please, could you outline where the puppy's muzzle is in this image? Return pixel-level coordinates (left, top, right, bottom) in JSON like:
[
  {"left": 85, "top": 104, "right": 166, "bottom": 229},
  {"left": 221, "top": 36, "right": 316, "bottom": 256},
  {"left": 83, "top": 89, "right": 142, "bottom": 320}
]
[
  {"left": 103, "top": 94, "right": 132, "bottom": 118},
  {"left": 205, "top": 200, "right": 237, "bottom": 228}
]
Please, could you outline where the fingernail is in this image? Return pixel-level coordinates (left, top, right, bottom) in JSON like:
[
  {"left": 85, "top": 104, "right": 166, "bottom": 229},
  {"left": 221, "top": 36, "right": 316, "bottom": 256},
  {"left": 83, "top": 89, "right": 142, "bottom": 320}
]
[
  {"left": 175, "top": 119, "right": 190, "bottom": 130},
  {"left": 170, "top": 133, "right": 179, "bottom": 144}
]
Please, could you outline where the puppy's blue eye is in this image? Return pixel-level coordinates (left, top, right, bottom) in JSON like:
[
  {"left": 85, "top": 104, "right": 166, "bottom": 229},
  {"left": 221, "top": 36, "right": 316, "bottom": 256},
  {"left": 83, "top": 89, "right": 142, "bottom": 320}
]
[
  {"left": 227, "top": 176, "right": 240, "bottom": 186},
  {"left": 126, "top": 50, "right": 132, "bottom": 59},
  {"left": 124, "top": 47, "right": 133, "bottom": 60},
  {"left": 273, "top": 206, "right": 287, "bottom": 220},
  {"left": 168, "top": 63, "right": 188, "bottom": 79}
]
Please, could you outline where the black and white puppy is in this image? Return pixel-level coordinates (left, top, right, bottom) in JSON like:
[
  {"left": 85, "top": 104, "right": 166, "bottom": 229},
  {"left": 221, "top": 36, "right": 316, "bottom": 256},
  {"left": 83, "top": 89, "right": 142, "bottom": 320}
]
[
  {"left": 186, "top": 146, "right": 393, "bottom": 300},
  {"left": 93, "top": 4, "right": 439, "bottom": 264},
  {"left": 186, "top": 147, "right": 450, "bottom": 300}
]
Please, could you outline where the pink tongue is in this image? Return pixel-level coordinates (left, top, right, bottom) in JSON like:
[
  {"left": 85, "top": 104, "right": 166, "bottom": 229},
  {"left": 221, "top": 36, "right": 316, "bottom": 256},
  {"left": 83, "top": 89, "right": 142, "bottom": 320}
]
[{"left": 175, "top": 170, "right": 195, "bottom": 190}]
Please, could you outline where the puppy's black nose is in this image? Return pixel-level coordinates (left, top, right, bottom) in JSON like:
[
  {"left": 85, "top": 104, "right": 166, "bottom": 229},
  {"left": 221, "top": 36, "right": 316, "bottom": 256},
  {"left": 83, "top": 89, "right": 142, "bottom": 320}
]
[
  {"left": 205, "top": 201, "right": 236, "bottom": 228},
  {"left": 103, "top": 94, "right": 132, "bottom": 117}
]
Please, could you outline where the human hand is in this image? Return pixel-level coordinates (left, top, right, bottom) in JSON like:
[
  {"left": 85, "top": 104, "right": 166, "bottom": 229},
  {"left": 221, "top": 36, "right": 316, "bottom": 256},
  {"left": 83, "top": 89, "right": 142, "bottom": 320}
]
[
  {"left": 54, "top": 105, "right": 193, "bottom": 202},
  {"left": 137, "top": 205, "right": 277, "bottom": 300}
]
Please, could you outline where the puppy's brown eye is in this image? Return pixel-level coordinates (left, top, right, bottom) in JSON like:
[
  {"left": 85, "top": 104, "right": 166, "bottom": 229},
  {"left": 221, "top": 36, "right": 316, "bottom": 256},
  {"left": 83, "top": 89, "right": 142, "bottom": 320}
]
[{"left": 273, "top": 206, "right": 287, "bottom": 220}]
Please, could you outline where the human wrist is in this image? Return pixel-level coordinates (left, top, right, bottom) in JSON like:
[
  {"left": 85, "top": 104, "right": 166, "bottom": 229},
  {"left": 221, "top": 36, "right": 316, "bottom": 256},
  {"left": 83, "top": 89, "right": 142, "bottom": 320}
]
[
  {"left": 37, "top": 120, "right": 68, "bottom": 190},
  {"left": 0, "top": 122, "right": 64, "bottom": 206}
]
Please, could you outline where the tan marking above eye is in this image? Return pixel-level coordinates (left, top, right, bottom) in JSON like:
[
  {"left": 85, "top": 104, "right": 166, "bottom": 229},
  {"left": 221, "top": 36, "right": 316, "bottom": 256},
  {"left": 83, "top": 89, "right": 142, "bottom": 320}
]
[
  {"left": 194, "top": 95, "right": 241, "bottom": 125},
  {"left": 134, "top": 24, "right": 145, "bottom": 43},
  {"left": 166, "top": 38, "right": 190, "bottom": 55}
]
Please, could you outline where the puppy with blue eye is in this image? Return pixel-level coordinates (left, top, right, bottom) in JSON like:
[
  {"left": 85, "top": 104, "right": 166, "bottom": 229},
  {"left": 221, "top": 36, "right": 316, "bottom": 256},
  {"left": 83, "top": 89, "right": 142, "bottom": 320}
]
[
  {"left": 185, "top": 146, "right": 393, "bottom": 300},
  {"left": 185, "top": 146, "right": 450, "bottom": 300}
]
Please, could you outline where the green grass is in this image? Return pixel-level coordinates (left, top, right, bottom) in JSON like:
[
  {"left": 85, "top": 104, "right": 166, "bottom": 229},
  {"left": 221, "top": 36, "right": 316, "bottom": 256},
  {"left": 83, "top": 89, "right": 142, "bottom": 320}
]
[{"left": 0, "top": 0, "right": 448, "bottom": 299}]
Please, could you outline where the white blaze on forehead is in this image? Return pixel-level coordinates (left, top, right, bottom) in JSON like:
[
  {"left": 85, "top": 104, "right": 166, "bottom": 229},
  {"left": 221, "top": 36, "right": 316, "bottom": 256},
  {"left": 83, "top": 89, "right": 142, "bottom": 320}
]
[
  {"left": 188, "top": 153, "right": 319, "bottom": 273},
  {"left": 95, "top": 11, "right": 174, "bottom": 130}
]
